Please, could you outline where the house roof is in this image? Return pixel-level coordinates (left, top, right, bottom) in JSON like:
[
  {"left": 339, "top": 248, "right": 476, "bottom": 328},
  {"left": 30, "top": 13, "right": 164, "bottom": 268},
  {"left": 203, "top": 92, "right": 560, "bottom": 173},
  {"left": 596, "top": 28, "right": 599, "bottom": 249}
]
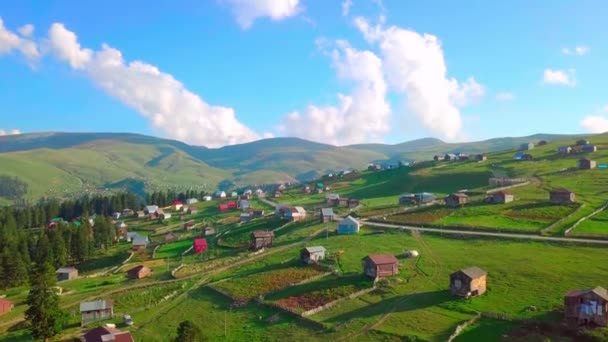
[
  {"left": 456, "top": 266, "right": 487, "bottom": 279},
  {"left": 400, "top": 193, "right": 415, "bottom": 198},
  {"left": 127, "top": 265, "right": 148, "bottom": 275},
  {"left": 326, "top": 193, "right": 340, "bottom": 200},
  {"left": 132, "top": 236, "right": 149, "bottom": 245},
  {"left": 83, "top": 327, "right": 130, "bottom": 342},
  {"left": 364, "top": 254, "right": 399, "bottom": 265},
  {"left": 321, "top": 208, "right": 334, "bottom": 216},
  {"left": 80, "top": 299, "right": 113, "bottom": 312},
  {"left": 290, "top": 206, "right": 306, "bottom": 214},
  {"left": 194, "top": 238, "right": 207, "bottom": 246},
  {"left": 340, "top": 216, "right": 360, "bottom": 226},
  {"left": 56, "top": 267, "right": 77, "bottom": 274},
  {"left": 145, "top": 205, "right": 158, "bottom": 211},
  {"left": 165, "top": 232, "right": 177, "bottom": 238},
  {"left": 566, "top": 287, "right": 608, "bottom": 301},
  {"left": 252, "top": 230, "right": 274, "bottom": 238},
  {"left": 551, "top": 188, "right": 573, "bottom": 194},
  {"left": 450, "top": 193, "right": 468, "bottom": 198},
  {"left": 241, "top": 212, "right": 252, "bottom": 217},
  {"left": 494, "top": 191, "right": 512, "bottom": 196},
  {"left": 303, "top": 246, "right": 326, "bottom": 254}
]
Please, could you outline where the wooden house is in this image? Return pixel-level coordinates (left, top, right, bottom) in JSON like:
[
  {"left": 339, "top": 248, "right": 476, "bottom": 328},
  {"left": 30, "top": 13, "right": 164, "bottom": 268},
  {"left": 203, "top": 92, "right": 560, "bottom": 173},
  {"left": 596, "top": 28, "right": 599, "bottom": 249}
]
[
  {"left": 320, "top": 208, "right": 335, "bottom": 223},
  {"left": 538, "top": 140, "right": 548, "bottom": 146},
  {"left": 444, "top": 153, "right": 458, "bottom": 161},
  {"left": 475, "top": 154, "right": 487, "bottom": 161},
  {"left": 326, "top": 194, "right": 340, "bottom": 206},
  {"left": 445, "top": 193, "right": 468, "bottom": 208},
  {"left": 564, "top": 287, "right": 608, "bottom": 327},
  {"left": 0, "top": 298, "right": 14, "bottom": 316},
  {"left": 82, "top": 326, "right": 134, "bottom": 342},
  {"left": 338, "top": 197, "right": 349, "bottom": 207},
  {"left": 579, "top": 158, "right": 597, "bottom": 170},
  {"left": 583, "top": 144, "right": 598, "bottom": 153},
  {"left": 255, "top": 189, "right": 265, "bottom": 198},
  {"left": 187, "top": 208, "right": 198, "bottom": 215},
  {"left": 399, "top": 193, "right": 416, "bottom": 205},
  {"left": 203, "top": 195, "right": 212, "bottom": 201},
  {"left": 348, "top": 198, "right": 360, "bottom": 208},
  {"left": 251, "top": 230, "right": 274, "bottom": 250},
  {"left": 558, "top": 146, "right": 572, "bottom": 154},
  {"left": 550, "top": 189, "right": 576, "bottom": 204},
  {"left": 286, "top": 207, "right": 307, "bottom": 222},
  {"left": 193, "top": 238, "right": 207, "bottom": 254},
  {"left": 204, "top": 226, "right": 216, "bottom": 236},
  {"left": 303, "top": 186, "right": 311, "bottom": 193},
  {"left": 521, "top": 142, "right": 535, "bottom": 150},
  {"left": 121, "top": 208, "right": 134, "bottom": 217},
  {"left": 240, "top": 212, "right": 252, "bottom": 223},
  {"left": 80, "top": 300, "right": 114, "bottom": 326},
  {"left": 450, "top": 267, "right": 487, "bottom": 298},
  {"left": 164, "top": 232, "right": 178, "bottom": 243},
  {"left": 144, "top": 205, "right": 159, "bottom": 215},
  {"left": 215, "top": 191, "right": 226, "bottom": 198},
  {"left": 111, "top": 212, "right": 121, "bottom": 220},
  {"left": 183, "top": 220, "right": 195, "bottom": 230},
  {"left": 172, "top": 201, "right": 183, "bottom": 211},
  {"left": 136, "top": 211, "right": 145, "bottom": 218},
  {"left": 362, "top": 255, "right": 399, "bottom": 278},
  {"left": 485, "top": 191, "right": 514, "bottom": 204},
  {"left": 252, "top": 209, "right": 264, "bottom": 218},
  {"left": 131, "top": 235, "right": 149, "bottom": 251},
  {"left": 56, "top": 267, "right": 78, "bottom": 281},
  {"left": 127, "top": 265, "right": 151, "bottom": 279},
  {"left": 186, "top": 198, "right": 198, "bottom": 205},
  {"left": 300, "top": 246, "right": 326, "bottom": 264},
  {"left": 337, "top": 216, "right": 360, "bottom": 235},
  {"left": 274, "top": 191, "right": 282, "bottom": 198}
]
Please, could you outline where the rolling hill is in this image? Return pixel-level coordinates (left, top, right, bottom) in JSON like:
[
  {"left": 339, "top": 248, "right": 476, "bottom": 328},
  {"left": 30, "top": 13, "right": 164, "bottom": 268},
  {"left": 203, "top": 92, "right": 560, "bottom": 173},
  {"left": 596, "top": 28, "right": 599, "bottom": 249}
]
[{"left": 0, "top": 131, "right": 594, "bottom": 201}]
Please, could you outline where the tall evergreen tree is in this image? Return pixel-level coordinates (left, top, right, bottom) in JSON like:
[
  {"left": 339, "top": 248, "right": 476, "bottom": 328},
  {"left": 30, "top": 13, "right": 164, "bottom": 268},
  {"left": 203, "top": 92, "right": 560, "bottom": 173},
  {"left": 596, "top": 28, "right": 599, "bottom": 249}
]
[
  {"left": 174, "top": 320, "right": 204, "bottom": 342},
  {"left": 25, "top": 262, "right": 65, "bottom": 341}
]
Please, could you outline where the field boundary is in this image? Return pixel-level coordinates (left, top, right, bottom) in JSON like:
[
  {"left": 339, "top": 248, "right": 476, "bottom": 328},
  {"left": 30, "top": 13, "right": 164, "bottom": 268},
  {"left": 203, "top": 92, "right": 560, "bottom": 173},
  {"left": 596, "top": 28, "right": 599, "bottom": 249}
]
[
  {"left": 301, "top": 285, "right": 376, "bottom": 317},
  {"left": 485, "top": 181, "right": 530, "bottom": 194},
  {"left": 540, "top": 203, "right": 586, "bottom": 235},
  {"left": 369, "top": 218, "right": 539, "bottom": 236},
  {"left": 565, "top": 202, "right": 608, "bottom": 236},
  {"left": 447, "top": 312, "right": 482, "bottom": 342}
]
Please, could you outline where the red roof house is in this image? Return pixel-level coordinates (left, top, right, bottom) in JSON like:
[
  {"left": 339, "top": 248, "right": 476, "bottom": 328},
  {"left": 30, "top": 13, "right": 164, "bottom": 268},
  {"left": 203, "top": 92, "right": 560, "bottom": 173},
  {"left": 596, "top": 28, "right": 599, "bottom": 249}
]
[
  {"left": 82, "top": 326, "right": 134, "bottom": 342},
  {"left": 218, "top": 203, "right": 229, "bottom": 212},
  {"left": 227, "top": 201, "right": 237, "bottom": 209},
  {"left": 194, "top": 238, "right": 207, "bottom": 254},
  {"left": 0, "top": 298, "right": 14, "bottom": 315}
]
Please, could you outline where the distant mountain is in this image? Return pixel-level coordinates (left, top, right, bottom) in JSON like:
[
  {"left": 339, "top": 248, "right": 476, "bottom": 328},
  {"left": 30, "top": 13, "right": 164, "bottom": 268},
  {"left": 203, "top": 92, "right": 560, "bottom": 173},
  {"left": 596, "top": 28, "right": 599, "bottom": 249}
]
[{"left": 0, "top": 131, "right": 593, "bottom": 202}]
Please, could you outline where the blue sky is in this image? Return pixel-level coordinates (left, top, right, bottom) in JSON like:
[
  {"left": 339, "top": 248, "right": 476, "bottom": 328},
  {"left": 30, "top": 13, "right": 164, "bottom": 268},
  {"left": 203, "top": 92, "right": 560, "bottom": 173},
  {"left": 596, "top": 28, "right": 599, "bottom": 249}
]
[{"left": 0, "top": 0, "right": 607, "bottom": 147}]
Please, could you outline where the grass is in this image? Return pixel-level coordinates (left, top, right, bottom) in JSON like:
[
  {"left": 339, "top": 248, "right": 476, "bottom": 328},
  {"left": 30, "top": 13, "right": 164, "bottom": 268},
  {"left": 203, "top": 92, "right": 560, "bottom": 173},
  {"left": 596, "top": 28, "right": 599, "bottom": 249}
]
[
  {"left": 571, "top": 207, "right": 608, "bottom": 236},
  {"left": 155, "top": 239, "right": 193, "bottom": 259}
]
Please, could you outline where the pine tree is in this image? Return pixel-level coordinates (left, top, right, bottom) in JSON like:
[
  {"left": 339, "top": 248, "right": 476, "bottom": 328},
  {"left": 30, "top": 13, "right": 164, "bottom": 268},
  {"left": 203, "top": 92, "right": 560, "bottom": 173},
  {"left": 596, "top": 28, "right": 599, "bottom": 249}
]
[
  {"left": 25, "top": 262, "right": 65, "bottom": 341},
  {"left": 36, "top": 233, "right": 53, "bottom": 265},
  {"left": 174, "top": 320, "right": 205, "bottom": 342}
]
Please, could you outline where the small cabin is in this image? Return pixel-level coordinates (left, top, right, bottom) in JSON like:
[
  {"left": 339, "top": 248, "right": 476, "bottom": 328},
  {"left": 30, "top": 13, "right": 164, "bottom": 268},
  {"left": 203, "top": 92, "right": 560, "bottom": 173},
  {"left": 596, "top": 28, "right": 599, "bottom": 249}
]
[
  {"left": 251, "top": 230, "right": 274, "bottom": 250},
  {"left": 558, "top": 146, "right": 572, "bottom": 154},
  {"left": 362, "top": 255, "right": 399, "bottom": 278},
  {"left": 399, "top": 193, "right": 416, "bottom": 205},
  {"left": 183, "top": 221, "right": 196, "bottom": 230},
  {"left": 164, "top": 232, "right": 178, "bottom": 243},
  {"left": 240, "top": 212, "right": 252, "bottom": 223},
  {"left": 300, "top": 246, "right": 326, "bottom": 264},
  {"left": 550, "top": 189, "right": 576, "bottom": 204},
  {"left": 445, "top": 193, "right": 468, "bottom": 208},
  {"left": 450, "top": 267, "right": 487, "bottom": 298},
  {"left": 286, "top": 207, "right": 307, "bottom": 222},
  {"left": 127, "top": 265, "right": 151, "bottom": 279},
  {"left": 80, "top": 300, "right": 114, "bottom": 326},
  {"left": 0, "top": 298, "right": 14, "bottom": 316},
  {"left": 172, "top": 201, "right": 183, "bottom": 211},
  {"left": 320, "top": 208, "right": 335, "bottom": 223},
  {"left": 193, "top": 238, "right": 207, "bottom": 254},
  {"left": 579, "top": 158, "right": 597, "bottom": 170},
  {"left": 582, "top": 144, "right": 598, "bottom": 153},
  {"left": 475, "top": 154, "right": 488, "bottom": 161},
  {"left": 56, "top": 267, "right": 78, "bottom": 282},
  {"left": 564, "top": 287, "right": 608, "bottom": 328},
  {"left": 337, "top": 216, "right": 361, "bottom": 235},
  {"left": 485, "top": 191, "right": 514, "bottom": 204},
  {"left": 521, "top": 142, "right": 535, "bottom": 150}
]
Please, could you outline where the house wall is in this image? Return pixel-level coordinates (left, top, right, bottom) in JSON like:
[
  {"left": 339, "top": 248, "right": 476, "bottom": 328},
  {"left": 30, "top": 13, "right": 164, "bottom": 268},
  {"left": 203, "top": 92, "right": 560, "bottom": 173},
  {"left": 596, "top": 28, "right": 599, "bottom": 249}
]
[
  {"left": 337, "top": 224, "right": 359, "bottom": 235},
  {"left": 0, "top": 301, "right": 13, "bottom": 315},
  {"left": 376, "top": 263, "right": 398, "bottom": 277},
  {"left": 81, "top": 308, "right": 113, "bottom": 325},
  {"left": 565, "top": 294, "right": 608, "bottom": 327}
]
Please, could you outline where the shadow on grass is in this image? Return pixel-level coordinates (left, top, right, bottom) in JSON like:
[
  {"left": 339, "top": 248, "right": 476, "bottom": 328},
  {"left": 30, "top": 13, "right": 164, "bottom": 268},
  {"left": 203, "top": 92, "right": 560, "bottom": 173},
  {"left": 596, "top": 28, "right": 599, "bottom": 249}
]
[
  {"left": 326, "top": 289, "right": 453, "bottom": 324},
  {"left": 265, "top": 274, "right": 373, "bottom": 301}
]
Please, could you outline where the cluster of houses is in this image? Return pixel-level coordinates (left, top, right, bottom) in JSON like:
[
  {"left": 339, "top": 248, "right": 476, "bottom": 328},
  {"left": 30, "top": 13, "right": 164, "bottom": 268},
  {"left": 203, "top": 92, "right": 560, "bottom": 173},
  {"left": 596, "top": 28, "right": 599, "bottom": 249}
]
[
  {"left": 303, "top": 182, "right": 331, "bottom": 195},
  {"left": 325, "top": 193, "right": 359, "bottom": 208},
  {"left": 558, "top": 139, "right": 598, "bottom": 155},
  {"left": 433, "top": 153, "right": 487, "bottom": 162}
]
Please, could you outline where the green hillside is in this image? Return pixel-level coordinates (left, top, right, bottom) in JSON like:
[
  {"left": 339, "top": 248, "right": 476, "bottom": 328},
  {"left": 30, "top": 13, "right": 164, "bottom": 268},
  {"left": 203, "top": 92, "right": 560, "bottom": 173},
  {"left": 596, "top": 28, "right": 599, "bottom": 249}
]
[{"left": 0, "top": 132, "right": 598, "bottom": 202}]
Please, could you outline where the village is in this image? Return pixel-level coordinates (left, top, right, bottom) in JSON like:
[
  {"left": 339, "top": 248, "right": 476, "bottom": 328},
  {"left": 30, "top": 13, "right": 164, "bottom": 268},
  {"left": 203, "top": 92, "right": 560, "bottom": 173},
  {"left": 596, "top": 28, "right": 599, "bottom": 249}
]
[{"left": 2, "top": 135, "right": 608, "bottom": 342}]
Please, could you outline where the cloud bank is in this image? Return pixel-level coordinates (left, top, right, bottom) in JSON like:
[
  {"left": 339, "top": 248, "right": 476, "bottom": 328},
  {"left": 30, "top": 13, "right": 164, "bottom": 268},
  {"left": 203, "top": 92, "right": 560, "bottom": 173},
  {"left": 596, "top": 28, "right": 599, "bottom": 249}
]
[
  {"left": 543, "top": 68, "right": 576, "bottom": 87},
  {"left": 0, "top": 18, "right": 39, "bottom": 62},
  {"left": 225, "top": 0, "right": 301, "bottom": 29},
  {"left": 0, "top": 129, "right": 21, "bottom": 136},
  {"left": 45, "top": 23, "right": 258, "bottom": 147},
  {"left": 353, "top": 17, "right": 484, "bottom": 140}
]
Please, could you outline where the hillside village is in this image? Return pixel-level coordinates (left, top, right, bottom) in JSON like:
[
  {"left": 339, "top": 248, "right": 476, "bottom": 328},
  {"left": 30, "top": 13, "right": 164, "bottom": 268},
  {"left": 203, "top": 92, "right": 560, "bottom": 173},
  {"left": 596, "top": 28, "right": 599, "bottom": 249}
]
[{"left": 2, "top": 134, "right": 608, "bottom": 341}]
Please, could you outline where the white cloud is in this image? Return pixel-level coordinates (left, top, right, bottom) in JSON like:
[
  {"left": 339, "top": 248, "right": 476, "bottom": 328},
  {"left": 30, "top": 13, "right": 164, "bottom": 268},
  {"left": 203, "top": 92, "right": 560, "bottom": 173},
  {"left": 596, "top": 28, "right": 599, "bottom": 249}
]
[
  {"left": 495, "top": 91, "right": 515, "bottom": 102},
  {"left": 46, "top": 23, "right": 258, "bottom": 147},
  {"left": 581, "top": 116, "right": 608, "bottom": 133},
  {"left": 0, "top": 129, "right": 20, "bottom": 136},
  {"left": 224, "top": 0, "right": 301, "bottom": 29},
  {"left": 353, "top": 17, "right": 484, "bottom": 141},
  {"left": 18, "top": 24, "right": 34, "bottom": 37},
  {"left": 542, "top": 68, "right": 576, "bottom": 87},
  {"left": 280, "top": 41, "right": 390, "bottom": 145},
  {"left": 0, "top": 18, "right": 40, "bottom": 62},
  {"left": 341, "top": 0, "right": 353, "bottom": 16},
  {"left": 562, "top": 45, "right": 589, "bottom": 56},
  {"left": 603, "top": 104, "right": 608, "bottom": 113}
]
